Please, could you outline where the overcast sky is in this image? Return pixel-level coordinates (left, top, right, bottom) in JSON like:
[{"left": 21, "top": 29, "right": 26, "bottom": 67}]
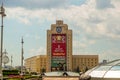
[{"left": 0, "top": 0, "right": 120, "bottom": 66}]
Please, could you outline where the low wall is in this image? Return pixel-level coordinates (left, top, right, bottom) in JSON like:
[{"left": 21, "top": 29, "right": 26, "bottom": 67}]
[{"left": 43, "top": 76, "right": 79, "bottom": 80}]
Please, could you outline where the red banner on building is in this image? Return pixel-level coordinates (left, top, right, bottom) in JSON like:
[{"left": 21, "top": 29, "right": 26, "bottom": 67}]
[
  {"left": 52, "top": 34, "right": 66, "bottom": 56},
  {"left": 51, "top": 34, "right": 66, "bottom": 70}
]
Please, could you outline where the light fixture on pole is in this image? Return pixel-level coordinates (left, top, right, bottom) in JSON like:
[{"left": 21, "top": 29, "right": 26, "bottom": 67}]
[
  {"left": 0, "top": 3, "right": 6, "bottom": 80},
  {"left": 2, "top": 49, "right": 9, "bottom": 67}
]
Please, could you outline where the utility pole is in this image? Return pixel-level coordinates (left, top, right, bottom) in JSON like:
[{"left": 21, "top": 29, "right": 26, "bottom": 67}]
[
  {"left": 21, "top": 37, "right": 24, "bottom": 75},
  {"left": 0, "top": 3, "right": 6, "bottom": 80}
]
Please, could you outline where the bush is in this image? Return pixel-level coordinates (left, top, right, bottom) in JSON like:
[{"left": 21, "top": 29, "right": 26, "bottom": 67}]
[
  {"left": 3, "top": 70, "right": 19, "bottom": 76},
  {"left": 30, "top": 72, "right": 37, "bottom": 75}
]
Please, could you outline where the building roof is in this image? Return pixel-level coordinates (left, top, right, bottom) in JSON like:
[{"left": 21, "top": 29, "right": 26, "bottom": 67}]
[
  {"left": 85, "top": 59, "right": 120, "bottom": 79},
  {"left": 73, "top": 55, "right": 98, "bottom": 57},
  {"left": 44, "top": 71, "right": 80, "bottom": 76}
]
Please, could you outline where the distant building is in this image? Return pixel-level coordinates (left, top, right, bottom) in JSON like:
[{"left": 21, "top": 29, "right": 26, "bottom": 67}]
[
  {"left": 102, "top": 60, "right": 107, "bottom": 64},
  {"left": 99, "top": 60, "right": 108, "bottom": 65},
  {"left": 24, "top": 55, "right": 46, "bottom": 73},
  {"left": 24, "top": 20, "right": 99, "bottom": 73},
  {"left": 3, "top": 65, "right": 13, "bottom": 70},
  {"left": 25, "top": 55, "right": 98, "bottom": 73},
  {"left": 73, "top": 55, "right": 98, "bottom": 72}
]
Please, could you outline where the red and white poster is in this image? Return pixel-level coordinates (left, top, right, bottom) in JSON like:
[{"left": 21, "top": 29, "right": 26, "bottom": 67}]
[{"left": 51, "top": 34, "right": 66, "bottom": 71}]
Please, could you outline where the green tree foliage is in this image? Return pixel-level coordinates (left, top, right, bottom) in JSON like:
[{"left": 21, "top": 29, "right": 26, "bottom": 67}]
[
  {"left": 85, "top": 66, "right": 89, "bottom": 72},
  {"left": 41, "top": 68, "right": 46, "bottom": 73},
  {"left": 3, "top": 70, "right": 19, "bottom": 76},
  {"left": 76, "top": 66, "right": 81, "bottom": 73}
]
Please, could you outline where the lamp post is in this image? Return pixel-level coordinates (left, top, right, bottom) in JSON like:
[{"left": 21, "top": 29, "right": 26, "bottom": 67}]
[{"left": 0, "top": 3, "right": 6, "bottom": 80}]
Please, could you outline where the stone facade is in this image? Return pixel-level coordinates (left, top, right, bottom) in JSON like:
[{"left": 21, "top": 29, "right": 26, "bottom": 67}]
[
  {"left": 24, "top": 55, "right": 98, "bottom": 73},
  {"left": 47, "top": 20, "right": 72, "bottom": 72}
]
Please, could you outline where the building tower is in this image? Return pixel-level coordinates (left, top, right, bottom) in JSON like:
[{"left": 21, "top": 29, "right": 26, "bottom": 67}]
[{"left": 47, "top": 20, "right": 72, "bottom": 72}]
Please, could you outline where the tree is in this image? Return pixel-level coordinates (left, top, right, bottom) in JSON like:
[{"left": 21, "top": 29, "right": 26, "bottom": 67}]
[
  {"left": 57, "top": 62, "right": 66, "bottom": 71},
  {"left": 85, "top": 66, "right": 88, "bottom": 72},
  {"left": 76, "top": 66, "right": 81, "bottom": 73},
  {"left": 41, "top": 68, "right": 46, "bottom": 73}
]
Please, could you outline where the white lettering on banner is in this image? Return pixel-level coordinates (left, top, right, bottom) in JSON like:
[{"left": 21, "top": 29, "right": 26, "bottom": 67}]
[{"left": 54, "top": 45, "right": 64, "bottom": 52}]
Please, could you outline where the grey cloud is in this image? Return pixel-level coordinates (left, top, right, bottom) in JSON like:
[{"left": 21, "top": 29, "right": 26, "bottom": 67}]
[
  {"left": 107, "top": 26, "right": 120, "bottom": 37},
  {"left": 87, "top": 16, "right": 103, "bottom": 24},
  {"left": 96, "top": 0, "right": 114, "bottom": 9}
]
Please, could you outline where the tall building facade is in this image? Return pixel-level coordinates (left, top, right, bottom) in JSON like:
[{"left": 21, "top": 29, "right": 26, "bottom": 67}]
[{"left": 47, "top": 20, "right": 72, "bottom": 72}]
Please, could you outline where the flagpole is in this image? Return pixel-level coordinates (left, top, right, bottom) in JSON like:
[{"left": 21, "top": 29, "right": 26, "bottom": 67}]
[{"left": 21, "top": 37, "right": 24, "bottom": 75}]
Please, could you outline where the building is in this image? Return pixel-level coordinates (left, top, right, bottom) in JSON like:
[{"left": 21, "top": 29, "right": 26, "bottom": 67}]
[
  {"left": 47, "top": 20, "right": 72, "bottom": 72},
  {"left": 72, "top": 55, "right": 98, "bottom": 72},
  {"left": 24, "top": 55, "right": 46, "bottom": 73},
  {"left": 24, "top": 20, "right": 99, "bottom": 73},
  {"left": 24, "top": 55, "right": 98, "bottom": 73}
]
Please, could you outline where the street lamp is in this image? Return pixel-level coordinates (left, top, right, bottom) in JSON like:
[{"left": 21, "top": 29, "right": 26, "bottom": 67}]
[{"left": 0, "top": 3, "right": 6, "bottom": 80}]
